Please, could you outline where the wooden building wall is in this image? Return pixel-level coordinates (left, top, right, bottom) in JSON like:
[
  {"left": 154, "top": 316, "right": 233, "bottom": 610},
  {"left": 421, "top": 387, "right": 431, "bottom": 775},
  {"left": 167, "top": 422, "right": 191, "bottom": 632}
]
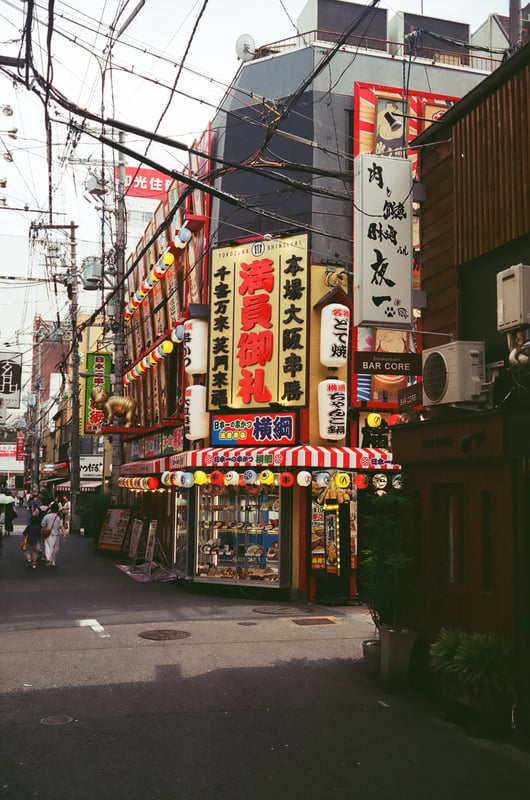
[{"left": 418, "top": 58, "right": 530, "bottom": 347}]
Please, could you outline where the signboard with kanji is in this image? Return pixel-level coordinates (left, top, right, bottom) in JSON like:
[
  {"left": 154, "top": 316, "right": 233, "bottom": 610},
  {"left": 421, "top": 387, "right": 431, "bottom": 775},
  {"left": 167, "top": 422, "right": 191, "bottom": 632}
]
[
  {"left": 80, "top": 352, "right": 113, "bottom": 435},
  {"left": 207, "top": 234, "right": 309, "bottom": 411},
  {"left": 354, "top": 154, "right": 413, "bottom": 330}
]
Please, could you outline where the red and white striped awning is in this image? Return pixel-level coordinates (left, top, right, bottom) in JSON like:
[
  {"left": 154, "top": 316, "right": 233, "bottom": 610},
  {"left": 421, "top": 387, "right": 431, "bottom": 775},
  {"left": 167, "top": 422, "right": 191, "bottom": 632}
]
[
  {"left": 121, "top": 457, "right": 168, "bottom": 475},
  {"left": 169, "top": 446, "right": 400, "bottom": 470}
]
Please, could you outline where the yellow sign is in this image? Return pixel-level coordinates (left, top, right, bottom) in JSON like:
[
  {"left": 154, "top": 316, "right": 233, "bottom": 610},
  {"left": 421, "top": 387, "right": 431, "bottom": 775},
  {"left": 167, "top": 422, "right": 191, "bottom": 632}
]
[{"left": 208, "top": 234, "right": 309, "bottom": 410}]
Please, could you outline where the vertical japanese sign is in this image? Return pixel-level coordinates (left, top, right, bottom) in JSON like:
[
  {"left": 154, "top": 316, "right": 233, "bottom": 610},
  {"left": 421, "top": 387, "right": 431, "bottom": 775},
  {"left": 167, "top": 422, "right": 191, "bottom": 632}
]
[
  {"left": 354, "top": 154, "right": 413, "bottom": 329},
  {"left": 80, "top": 352, "right": 112, "bottom": 435},
  {"left": 16, "top": 431, "right": 25, "bottom": 461},
  {"left": 208, "top": 234, "right": 309, "bottom": 411},
  {"left": 0, "top": 352, "right": 22, "bottom": 409}
]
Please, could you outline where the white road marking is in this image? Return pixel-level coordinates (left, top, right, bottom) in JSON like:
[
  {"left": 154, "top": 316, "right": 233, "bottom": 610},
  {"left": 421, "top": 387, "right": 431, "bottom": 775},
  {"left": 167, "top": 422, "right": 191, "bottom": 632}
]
[{"left": 77, "top": 618, "right": 110, "bottom": 638}]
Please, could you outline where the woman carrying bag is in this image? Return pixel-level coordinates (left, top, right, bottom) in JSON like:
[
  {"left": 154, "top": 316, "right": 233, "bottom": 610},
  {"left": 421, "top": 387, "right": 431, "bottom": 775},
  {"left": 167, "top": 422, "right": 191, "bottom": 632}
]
[{"left": 41, "top": 502, "right": 67, "bottom": 567}]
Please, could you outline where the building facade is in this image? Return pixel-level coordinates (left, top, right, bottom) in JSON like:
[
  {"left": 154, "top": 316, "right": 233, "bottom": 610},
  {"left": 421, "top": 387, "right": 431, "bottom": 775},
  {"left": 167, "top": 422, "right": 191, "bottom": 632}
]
[{"left": 111, "top": 1, "right": 503, "bottom": 602}]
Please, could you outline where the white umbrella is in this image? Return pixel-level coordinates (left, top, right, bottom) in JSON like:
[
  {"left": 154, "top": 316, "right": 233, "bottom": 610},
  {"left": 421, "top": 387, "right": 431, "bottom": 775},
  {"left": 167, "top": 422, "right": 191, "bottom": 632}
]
[{"left": 0, "top": 494, "right": 16, "bottom": 504}]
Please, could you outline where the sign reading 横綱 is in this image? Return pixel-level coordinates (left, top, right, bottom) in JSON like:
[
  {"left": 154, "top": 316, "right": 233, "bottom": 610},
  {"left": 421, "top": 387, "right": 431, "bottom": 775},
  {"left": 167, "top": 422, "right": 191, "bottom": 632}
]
[
  {"left": 0, "top": 352, "right": 22, "bottom": 409},
  {"left": 207, "top": 235, "right": 309, "bottom": 410},
  {"left": 353, "top": 154, "right": 413, "bottom": 329},
  {"left": 211, "top": 412, "right": 296, "bottom": 446}
]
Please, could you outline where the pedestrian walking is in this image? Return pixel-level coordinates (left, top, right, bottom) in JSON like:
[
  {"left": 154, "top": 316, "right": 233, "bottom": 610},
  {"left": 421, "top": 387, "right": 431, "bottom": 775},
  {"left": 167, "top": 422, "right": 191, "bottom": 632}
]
[
  {"left": 61, "top": 496, "right": 71, "bottom": 532},
  {"left": 21, "top": 517, "right": 42, "bottom": 568},
  {"left": 4, "top": 495, "right": 17, "bottom": 536},
  {"left": 41, "top": 502, "right": 67, "bottom": 567}
]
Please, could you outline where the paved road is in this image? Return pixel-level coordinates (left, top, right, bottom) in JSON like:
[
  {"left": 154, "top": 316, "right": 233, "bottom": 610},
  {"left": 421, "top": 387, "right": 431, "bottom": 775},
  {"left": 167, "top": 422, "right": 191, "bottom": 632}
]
[{"left": 1, "top": 513, "right": 530, "bottom": 800}]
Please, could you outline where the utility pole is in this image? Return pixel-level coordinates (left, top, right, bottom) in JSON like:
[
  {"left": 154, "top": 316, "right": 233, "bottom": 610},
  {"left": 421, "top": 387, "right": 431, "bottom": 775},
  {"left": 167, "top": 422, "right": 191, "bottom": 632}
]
[
  {"left": 110, "top": 132, "right": 126, "bottom": 501},
  {"left": 68, "top": 220, "right": 81, "bottom": 534},
  {"left": 31, "top": 221, "right": 80, "bottom": 531}
]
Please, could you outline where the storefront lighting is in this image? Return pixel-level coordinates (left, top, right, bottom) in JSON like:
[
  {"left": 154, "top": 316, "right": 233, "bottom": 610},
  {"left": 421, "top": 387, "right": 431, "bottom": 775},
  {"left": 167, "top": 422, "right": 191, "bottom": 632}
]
[
  {"left": 225, "top": 470, "right": 239, "bottom": 486},
  {"left": 243, "top": 469, "right": 257, "bottom": 485},
  {"left": 259, "top": 469, "right": 274, "bottom": 485},
  {"left": 193, "top": 470, "right": 208, "bottom": 485},
  {"left": 279, "top": 472, "right": 294, "bottom": 487},
  {"left": 296, "top": 470, "right": 312, "bottom": 487},
  {"left": 316, "top": 471, "right": 330, "bottom": 488},
  {"left": 335, "top": 472, "right": 351, "bottom": 489}
]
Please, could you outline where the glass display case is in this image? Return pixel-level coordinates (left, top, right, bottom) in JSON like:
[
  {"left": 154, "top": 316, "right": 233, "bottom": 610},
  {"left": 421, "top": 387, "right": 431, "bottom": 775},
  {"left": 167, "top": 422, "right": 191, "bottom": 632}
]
[{"left": 195, "top": 482, "right": 284, "bottom": 586}]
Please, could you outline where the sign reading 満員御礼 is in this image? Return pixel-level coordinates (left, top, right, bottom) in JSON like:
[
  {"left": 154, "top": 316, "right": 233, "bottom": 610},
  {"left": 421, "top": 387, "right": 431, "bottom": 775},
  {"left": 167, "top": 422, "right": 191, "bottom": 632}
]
[{"left": 207, "top": 235, "right": 309, "bottom": 411}]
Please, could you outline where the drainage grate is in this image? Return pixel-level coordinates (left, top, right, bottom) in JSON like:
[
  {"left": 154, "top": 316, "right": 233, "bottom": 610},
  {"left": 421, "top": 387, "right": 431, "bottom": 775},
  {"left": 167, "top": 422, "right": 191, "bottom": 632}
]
[
  {"left": 40, "top": 715, "right": 74, "bottom": 726},
  {"left": 237, "top": 621, "right": 258, "bottom": 626},
  {"left": 138, "top": 629, "right": 191, "bottom": 641},
  {"left": 252, "top": 606, "right": 313, "bottom": 616},
  {"left": 291, "top": 617, "right": 335, "bottom": 626}
]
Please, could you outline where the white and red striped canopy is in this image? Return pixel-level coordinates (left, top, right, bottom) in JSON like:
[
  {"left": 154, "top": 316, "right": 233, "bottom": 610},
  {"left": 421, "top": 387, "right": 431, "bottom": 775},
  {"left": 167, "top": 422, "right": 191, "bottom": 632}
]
[{"left": 168, "top": 446, "right": 400, "bottom": 470}]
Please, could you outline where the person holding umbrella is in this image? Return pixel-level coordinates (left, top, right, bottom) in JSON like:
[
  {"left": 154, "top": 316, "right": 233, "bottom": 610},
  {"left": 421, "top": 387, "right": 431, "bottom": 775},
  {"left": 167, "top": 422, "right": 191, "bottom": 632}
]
[{"left": 0, "top": 491, "right": 18, "bottom": 536}]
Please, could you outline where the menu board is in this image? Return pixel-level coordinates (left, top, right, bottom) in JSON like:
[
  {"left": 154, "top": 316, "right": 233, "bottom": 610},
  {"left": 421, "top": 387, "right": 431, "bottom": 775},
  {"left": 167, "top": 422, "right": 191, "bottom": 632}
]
[{"left": 96, "top": 507, "right": 133, "bottom": 551}]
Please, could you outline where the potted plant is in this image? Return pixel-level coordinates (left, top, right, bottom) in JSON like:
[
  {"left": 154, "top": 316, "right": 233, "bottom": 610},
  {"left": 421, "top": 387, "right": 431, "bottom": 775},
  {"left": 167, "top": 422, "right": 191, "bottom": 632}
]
[
  {"left": 357, "top": 488, "right": 418, "bottom": 688},
  {"left": 429, "top": 629, "right": 516, "bottom": 735}
]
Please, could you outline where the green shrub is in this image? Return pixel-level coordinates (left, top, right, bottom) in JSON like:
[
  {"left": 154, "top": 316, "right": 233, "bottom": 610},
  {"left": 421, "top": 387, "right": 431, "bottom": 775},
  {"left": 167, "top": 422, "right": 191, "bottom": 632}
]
[
  {"left": 429, "top": 628, "right": 464, "bottom": 674},
  {"left": 452, "top": 633, "right": 515, "bottom": 699},
  {"left": 429, "top": 629, "right": 515, "bottom": 699}
]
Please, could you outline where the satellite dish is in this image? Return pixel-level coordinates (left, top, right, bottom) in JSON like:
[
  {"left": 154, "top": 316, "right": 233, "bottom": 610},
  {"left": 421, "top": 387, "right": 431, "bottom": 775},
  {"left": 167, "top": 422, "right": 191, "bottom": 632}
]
[{"left": 235, "top": 33, "right": 256, "bottom": 62}]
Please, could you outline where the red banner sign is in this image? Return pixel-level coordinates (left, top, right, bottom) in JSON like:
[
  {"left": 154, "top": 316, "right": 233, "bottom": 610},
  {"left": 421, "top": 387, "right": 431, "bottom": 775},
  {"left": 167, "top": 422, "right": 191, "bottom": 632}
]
[
  {"left": 16, "top": 431, "right": 24, "bottom": 461},
  {"left": 118, "top": 167, "right": 173, "bottom": 199}
]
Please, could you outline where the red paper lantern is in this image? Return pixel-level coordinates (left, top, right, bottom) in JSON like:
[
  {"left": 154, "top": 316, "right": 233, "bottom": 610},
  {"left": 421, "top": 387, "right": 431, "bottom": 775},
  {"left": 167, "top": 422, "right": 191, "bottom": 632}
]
[
  {"left": 355, "top": 473, "right": 369, "bottom": 489},
  {"left": 279, "top": 472, "right": 294, "bottom": 487},
  {"left": 146, "top": 477, "right": 159, "bottom": 490},
  {"left": 210, "top": 470, "right": 224, "bottom": 485}
]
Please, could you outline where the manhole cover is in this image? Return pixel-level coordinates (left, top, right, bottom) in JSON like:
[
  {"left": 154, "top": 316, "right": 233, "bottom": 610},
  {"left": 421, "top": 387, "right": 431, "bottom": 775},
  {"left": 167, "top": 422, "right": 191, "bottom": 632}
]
[
  {"left": 40, "top": 715, "right": 74, "bottom": 726},
  {"left": 252, "top": 606, "right": 313, "bottom": 616},
  {"left": 138, "top": 630, "right": 191, "bottom": 641},
  {"left": 292, "top": 617, "right": 335, "bottom": 626}
]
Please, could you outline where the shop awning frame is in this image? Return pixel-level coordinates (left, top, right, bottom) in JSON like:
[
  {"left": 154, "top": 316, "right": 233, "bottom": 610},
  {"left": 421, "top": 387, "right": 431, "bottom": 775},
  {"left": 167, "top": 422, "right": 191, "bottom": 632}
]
[
  {"left": 56, "top": 481, "right": 102, "bottom": 492},
  {"left": 168, "top": 446, "right": 400, "bottom": 470}
]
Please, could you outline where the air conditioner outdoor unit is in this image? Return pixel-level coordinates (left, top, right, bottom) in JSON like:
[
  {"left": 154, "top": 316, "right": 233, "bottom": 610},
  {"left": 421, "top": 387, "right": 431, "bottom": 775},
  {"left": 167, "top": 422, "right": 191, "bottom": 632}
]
[{"left": 422, "top": 341, "right": 486, "bottom": 406}]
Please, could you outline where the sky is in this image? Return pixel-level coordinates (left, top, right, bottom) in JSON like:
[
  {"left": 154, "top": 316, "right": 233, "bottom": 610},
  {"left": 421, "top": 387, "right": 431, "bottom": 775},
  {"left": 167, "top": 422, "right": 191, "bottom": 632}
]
[{"left": 0, "top": 0, "right": 510, "bottom": 413}]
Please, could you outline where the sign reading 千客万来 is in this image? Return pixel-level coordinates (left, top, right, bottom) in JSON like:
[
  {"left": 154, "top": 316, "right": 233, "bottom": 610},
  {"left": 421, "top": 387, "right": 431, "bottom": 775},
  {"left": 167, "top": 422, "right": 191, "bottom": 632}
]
[
  {"left": 353, "top": 154, "right": 413, "bottom": 330},
  {"left": 207, "top": 235, "right": 309, "bottom": 411}
]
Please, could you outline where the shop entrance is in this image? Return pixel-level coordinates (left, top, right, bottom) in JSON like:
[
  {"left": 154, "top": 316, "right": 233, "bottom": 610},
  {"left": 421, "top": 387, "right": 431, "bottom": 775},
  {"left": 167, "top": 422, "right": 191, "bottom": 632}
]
[{"left": 309, "top": 471, "right": 359, "bottom": 604}]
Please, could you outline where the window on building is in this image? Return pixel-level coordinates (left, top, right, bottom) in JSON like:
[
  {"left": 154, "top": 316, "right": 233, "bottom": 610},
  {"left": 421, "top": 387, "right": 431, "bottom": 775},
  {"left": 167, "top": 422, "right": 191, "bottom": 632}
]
[{"left": 432, "top": 483, "right": 465, "bottom": 585}]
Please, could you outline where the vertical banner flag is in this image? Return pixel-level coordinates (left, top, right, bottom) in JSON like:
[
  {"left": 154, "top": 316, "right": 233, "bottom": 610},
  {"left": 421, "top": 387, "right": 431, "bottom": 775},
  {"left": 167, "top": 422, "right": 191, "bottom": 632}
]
[{"left": 80, "top": 352, "right": 113, "bottom": 435}]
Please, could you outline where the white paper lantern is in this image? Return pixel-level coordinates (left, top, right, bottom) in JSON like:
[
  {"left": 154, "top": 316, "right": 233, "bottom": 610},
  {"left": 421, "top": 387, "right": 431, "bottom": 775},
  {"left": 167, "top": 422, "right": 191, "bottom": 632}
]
[
  {"left": 316, "top": 471, "right": 330, "bottom": 488},
  {"left": 243, "top": 469, "right": 257, "bottom": 485},
  {"left": 184, "top": 385, "right": 209, "bottom": 441},
  {"left": 225, "top": 470, "right": 239, "bottom": 485},
  {"left": 183, "top": 318, "right": 208, "bottom": 375},
  {"left": 320, "top": 303, "right": 350, "bottom": 368},
  {"left": 318, "top": 379, "right": 347, "bottom": 440},
  {"left": 296, "top": 471, "right": 312, "bottom": 487}
]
